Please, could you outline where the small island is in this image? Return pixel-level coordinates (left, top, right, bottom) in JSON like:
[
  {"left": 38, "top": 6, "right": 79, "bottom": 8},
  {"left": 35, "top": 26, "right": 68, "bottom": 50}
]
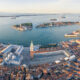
[
  {"left": 64, "top": 30, "right": 80, "bottom": 38},
  {"left": 13, "top": 23, "right": 33, "bottom": 31},
  {"left": 36, "top": 22, "right": 80, "bottom": 28}
]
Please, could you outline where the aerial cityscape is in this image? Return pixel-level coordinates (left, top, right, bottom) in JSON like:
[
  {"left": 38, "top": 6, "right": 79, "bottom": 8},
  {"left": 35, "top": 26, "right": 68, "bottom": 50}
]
[{"left": 0, "top": 0, "right": 80, "bottom": 80}]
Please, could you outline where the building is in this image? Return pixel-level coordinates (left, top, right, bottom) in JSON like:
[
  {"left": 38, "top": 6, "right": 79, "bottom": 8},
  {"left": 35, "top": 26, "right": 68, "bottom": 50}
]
[
  {"left": 15, "top": 46, "right": 23, "bottom": 55},
  {"left": 0, "top": 44, "right": 23, "bottom": 65},
  {"left": 0, "top": 45, "right": 13, "bottom": 54}
]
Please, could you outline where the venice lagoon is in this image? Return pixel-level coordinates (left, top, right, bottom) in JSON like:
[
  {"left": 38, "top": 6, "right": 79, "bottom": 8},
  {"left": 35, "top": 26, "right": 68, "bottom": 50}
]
[{"left": 0, "top": 14, "right": 80, "bottom": 46}]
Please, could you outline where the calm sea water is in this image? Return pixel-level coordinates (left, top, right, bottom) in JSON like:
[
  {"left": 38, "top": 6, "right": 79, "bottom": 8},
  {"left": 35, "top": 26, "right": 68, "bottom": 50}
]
[{"left": 0, "top": 14, "right": 80, "bottom": 46}]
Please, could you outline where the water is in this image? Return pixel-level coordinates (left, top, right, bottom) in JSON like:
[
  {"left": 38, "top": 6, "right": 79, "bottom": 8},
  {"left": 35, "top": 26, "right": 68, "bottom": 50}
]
[{"left": 0, "top": 14, "right": 80, "bottom": 46}]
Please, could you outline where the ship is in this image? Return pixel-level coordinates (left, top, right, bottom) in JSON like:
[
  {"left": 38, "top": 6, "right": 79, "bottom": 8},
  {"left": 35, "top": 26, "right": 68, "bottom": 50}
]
[
  {"left": 50, "top": 19, "right": 57, "bottom": 21},
  {"left": 11, "top": 17, "right": 16, "bottom": 19},
  {"left": 64, "top": 34, "right": 77, "bottom": 37}
]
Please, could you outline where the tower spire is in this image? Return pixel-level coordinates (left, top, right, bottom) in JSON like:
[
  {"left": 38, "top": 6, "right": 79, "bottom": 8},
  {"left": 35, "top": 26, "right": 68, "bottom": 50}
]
[{"left": 30, "top": 41, "right": 34, "bottom": 59}]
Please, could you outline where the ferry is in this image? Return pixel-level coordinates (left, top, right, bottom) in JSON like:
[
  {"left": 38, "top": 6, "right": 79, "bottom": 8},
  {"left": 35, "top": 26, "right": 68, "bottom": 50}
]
[{"left": 64, "top": 34, "right": 77, "bottom": 37}]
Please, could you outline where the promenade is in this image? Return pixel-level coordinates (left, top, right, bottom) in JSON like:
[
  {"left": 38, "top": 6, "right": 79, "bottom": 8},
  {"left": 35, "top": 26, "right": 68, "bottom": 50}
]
[{"left": 21, "top": 47, "right": 30, "bottom": 66}]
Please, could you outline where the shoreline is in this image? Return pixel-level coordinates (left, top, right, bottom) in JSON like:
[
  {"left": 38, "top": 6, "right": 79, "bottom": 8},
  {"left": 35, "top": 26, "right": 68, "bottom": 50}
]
[
  {"left": 36, "top": 22, "right": 80, "bottom": 28},
  {"left": 0, "top": 40, "right": 71, "bottom": 66}
]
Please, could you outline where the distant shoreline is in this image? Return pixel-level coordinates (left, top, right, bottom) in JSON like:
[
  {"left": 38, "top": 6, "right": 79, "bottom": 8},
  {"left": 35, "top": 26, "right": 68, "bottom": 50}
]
[{"left": 36, "top": 22, "right": 80, "bottom": 28}]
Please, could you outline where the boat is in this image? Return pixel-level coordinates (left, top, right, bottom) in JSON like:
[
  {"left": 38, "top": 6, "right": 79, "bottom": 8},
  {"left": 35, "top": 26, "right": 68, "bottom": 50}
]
[
  {"left": 64, "top": 34, "right": 77, "bottom": 37},
  {"left": 11, "top": 17, "right": 16, "bottom": 19},
  {"left": 50, "top": 19, "right": 57, "bottom": 21},
  {"left": 61, "top": 16, "right": 66, "bottom": 18}
]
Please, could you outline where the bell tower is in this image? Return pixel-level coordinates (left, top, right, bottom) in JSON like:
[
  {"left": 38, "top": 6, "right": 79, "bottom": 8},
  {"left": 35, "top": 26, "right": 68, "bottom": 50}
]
[{"left": 30, "top": 41, "right": 34, "bottom": 59}]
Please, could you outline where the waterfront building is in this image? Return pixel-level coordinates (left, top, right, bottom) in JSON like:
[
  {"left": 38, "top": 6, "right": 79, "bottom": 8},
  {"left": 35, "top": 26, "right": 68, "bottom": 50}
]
[
  {"left": 0, "top": 44, "right": 23, "bottom": 65},
  {"left": 0, "top": 45, "right": 13, "bottom": 54}
]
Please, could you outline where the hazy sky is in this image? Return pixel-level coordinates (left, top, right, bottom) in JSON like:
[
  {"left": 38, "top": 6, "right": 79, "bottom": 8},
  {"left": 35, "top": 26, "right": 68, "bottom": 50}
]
[{"left": 0, "top": 0, "right": 80, "bottom": 13}]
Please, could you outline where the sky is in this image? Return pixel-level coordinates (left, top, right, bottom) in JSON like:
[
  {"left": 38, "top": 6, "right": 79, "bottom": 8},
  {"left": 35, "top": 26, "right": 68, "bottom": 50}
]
[{"left": 0, "top": 0, "right": 80, "bottom": 13}]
